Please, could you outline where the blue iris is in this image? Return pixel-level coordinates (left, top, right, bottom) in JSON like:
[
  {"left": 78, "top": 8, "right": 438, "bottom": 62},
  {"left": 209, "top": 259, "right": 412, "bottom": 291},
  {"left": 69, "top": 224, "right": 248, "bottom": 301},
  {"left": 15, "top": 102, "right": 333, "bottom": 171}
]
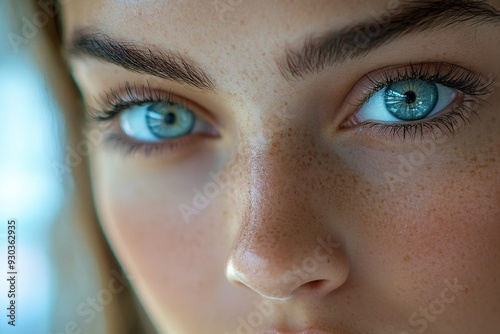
[
  {"left": 384, "top": 80, "right": 438, "bottom": 121},
  {"left": 145, "top": 103, "right": 195, "bottom": 139}
]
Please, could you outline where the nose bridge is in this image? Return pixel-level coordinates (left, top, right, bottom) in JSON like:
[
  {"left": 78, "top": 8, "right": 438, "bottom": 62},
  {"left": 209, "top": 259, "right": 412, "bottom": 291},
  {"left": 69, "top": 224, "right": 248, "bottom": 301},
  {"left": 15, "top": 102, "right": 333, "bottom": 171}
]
[
  {"left": 245, "top": 139, "right": 316, "bottom": 252},
  {"left": 226, "top": 136, "right": 349, "bottom": 299}
]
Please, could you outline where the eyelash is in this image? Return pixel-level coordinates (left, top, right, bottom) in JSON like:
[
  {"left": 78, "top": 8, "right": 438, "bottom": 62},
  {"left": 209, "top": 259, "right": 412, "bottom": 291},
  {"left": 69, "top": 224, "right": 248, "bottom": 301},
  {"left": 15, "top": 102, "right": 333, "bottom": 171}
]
[
  {"left": 89, "top": 63, "right": 496, "bottom": 156},
  {"left": 88, "top": 81, "right": 197, "bottom": 156},
  {"left": 351, "top": 63, "right": 496, "bottom": 140},
  {"left": 91, "top": 81, "right": 181, "bottom": 121}
]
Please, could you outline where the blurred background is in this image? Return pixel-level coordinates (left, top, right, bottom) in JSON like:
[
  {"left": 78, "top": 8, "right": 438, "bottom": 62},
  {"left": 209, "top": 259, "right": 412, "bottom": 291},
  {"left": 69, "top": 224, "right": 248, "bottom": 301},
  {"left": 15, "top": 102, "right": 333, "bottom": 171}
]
[
  {"left": 1, "top": 2, "right": 67, "bottom": 333},
  {"left": 0, "top": 2, "right": 158, "bottom": 333},
  {"left": 0, "top": 2, "right": 147, "bottom": 333}
]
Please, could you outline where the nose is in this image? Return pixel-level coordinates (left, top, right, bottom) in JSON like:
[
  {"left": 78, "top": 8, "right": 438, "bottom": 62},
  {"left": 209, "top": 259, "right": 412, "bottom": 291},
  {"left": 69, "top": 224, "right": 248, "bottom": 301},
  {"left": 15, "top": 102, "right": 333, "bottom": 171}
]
[{"left": 225, "top": 142, "right": 349, "bottom": 300}]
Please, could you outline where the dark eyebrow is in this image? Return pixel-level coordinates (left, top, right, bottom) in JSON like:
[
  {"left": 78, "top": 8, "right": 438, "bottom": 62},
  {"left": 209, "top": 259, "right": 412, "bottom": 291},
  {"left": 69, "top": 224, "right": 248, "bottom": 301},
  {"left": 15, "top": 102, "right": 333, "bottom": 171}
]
[
  {"left": 278, "top": 0, "right": 500, "bottom": 80},
  {"left": 66, "top": 29, "right": 217, "bottom": 92}
]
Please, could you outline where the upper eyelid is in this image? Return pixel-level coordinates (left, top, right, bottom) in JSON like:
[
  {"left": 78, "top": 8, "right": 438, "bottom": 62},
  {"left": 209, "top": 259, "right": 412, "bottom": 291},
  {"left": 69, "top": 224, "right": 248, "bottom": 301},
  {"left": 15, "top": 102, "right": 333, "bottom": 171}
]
[
  {"left": 87, "top": 63, "right": 494, "bottom": 123},
  {"left": 351, "top": 63, "right": 494, "bottom": 107},
  {"left": 89, "top": 82, "right": 222, "bottom": 128},
  {"left": 94, "top": 82, "right": 176, "bottom": 110}
]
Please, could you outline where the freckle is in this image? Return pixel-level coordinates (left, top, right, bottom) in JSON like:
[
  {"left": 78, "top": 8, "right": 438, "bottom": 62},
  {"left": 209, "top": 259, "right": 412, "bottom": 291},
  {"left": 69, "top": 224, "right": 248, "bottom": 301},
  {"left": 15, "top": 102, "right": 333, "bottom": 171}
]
[
  {"left": 240, "top": 19, "right": 246, "bottom": 26},
  {"left": 403, "top": 255, "right": 411, "bottom": 262}
]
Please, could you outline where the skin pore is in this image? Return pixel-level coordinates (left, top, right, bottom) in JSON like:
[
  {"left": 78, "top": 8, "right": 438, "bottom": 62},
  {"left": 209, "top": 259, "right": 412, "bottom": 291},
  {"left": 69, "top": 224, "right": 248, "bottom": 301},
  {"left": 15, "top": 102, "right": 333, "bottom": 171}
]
[{"left": 61, "top": 1, "right": 499, "bottom": 333}]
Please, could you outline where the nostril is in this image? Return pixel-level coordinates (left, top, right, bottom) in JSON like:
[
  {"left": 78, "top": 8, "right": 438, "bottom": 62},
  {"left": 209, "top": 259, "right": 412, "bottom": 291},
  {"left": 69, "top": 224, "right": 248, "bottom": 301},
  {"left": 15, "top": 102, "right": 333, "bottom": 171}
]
[
  {"left": 225, "top": 233, "right": 350, "bottom": 300},
  {"left": 304, "top": 280, "right": 325, "bottom": 289},
  {"left": 294, "top": 279, "right": 335, "bottom": 296}
]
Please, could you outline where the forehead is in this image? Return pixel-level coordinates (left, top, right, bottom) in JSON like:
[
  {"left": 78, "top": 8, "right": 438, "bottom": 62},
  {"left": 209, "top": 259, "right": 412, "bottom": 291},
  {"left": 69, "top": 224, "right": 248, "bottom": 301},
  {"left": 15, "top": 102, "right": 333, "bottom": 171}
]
[
  {"left": 60, "top": 0, "right": 500, "bottom": 113},
  {"left": 60, "top": 0, "right": 378, "bottom": 30},
  {"left": 60, "top": 0, "right": 395, "bottom": 103},
  {"left": 60, "top": 0, "right": 387, "bottom": 59}
]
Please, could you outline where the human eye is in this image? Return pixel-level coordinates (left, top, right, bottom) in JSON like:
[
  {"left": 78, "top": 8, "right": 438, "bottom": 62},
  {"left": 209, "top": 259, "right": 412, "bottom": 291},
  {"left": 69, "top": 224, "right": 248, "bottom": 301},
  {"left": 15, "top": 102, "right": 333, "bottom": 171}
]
[
  {"left": 89, "top": 82, "right": 219, "bottom": 156},
  {"left": 341, "top": 63, "right": 496, "bottom": 141}
]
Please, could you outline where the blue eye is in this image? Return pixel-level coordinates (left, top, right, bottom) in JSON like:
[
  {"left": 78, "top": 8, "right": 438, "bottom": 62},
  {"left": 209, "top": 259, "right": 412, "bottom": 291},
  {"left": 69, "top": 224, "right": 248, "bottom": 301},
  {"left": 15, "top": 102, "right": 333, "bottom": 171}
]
[
  {"left": 356, "top": 80, "right": 458, "bottom": 123},
  {"left": 119, "top": 102, "right": 212, "bottom": 142},
  {"left": 385, "top": 80, "right": 438, "bottom": 120}
]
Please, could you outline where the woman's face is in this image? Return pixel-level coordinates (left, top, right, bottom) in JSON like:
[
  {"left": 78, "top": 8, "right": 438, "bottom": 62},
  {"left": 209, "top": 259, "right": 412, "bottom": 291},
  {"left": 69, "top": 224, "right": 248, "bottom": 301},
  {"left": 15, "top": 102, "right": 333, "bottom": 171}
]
[{"left": 61, "top": 1, "right": 500, "bottom": 333}]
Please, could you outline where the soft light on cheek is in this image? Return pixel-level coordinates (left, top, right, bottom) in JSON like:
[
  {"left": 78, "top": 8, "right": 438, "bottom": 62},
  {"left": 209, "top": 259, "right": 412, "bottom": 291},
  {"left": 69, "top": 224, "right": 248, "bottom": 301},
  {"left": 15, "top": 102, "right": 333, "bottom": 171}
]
[
  {"left": 352, "top": 166, "right": 500, "bottom": 310},
  {"left": 94, "top": 166, "right": 224, "bottom": 270},
  {"left": 91, "top": 144, "right": 239, "bottom": 292},
  {"left": 95, "top": 184, "right": 234, "bottom": 331}
]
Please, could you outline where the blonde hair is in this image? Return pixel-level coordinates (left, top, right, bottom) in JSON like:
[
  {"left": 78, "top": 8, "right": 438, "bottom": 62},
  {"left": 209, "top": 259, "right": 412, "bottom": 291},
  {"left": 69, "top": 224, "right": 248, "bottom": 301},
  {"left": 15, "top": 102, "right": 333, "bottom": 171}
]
[{"left": 9, "top": 1, "right": 147, "bottom": 333}]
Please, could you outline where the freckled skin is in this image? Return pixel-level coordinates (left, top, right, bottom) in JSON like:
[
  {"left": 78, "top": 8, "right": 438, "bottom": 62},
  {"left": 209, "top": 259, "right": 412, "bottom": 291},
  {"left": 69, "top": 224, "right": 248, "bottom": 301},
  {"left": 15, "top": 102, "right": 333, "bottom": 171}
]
[{"left": 62, "top": 1, "right": 500, "bottom": 333}]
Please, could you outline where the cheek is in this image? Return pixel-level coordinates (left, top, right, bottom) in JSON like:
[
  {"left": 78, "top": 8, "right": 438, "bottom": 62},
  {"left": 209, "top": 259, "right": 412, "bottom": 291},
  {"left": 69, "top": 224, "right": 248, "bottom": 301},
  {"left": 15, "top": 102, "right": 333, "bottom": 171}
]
[
  {"left": 371, "top": 189, "right": 499, "bottom": 329},
  {"left": 359, "top": 185, "right": 500, "bottom": 288},
  {"left": 345, "top": 134, "right": 500, "bottom": 321},
  {"left": 89, "top": 150, "right": 237, "bottom": 330}
]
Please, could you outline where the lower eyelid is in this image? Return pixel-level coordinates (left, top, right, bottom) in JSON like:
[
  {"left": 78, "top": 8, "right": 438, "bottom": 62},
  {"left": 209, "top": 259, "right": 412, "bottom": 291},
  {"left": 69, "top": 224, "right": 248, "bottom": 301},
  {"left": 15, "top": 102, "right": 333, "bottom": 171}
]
[
  {"left": 95, "top": 105, "right": 221, "bottom": 156},
  {"left": 101, "top": 131, "right": 214, "bottom": 157}
]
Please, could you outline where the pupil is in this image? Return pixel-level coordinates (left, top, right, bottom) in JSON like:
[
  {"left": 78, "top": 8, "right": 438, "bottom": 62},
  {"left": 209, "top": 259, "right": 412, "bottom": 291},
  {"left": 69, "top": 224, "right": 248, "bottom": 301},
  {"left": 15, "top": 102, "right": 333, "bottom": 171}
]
[
  {"left": 404, "top": 91, "right": 417, "bottom": 104},
  {"left": 164, "top": 112, "right": 177, "bottom": 125}
]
